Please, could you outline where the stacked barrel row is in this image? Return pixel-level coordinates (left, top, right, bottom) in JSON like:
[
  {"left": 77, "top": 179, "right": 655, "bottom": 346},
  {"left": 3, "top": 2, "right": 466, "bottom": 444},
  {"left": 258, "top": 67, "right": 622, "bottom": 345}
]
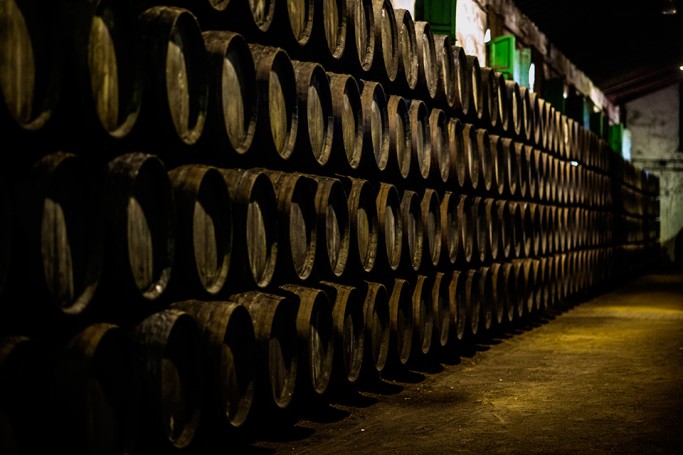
[{"left": 0, "top": 0, "right": 660, "bottom": 453}]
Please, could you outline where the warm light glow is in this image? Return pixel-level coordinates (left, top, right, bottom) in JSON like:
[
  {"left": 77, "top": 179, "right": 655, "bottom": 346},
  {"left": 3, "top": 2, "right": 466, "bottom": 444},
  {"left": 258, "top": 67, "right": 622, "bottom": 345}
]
[
  {"left": 484, "top": 28, "right": 491, "bottom": 43},
  {"left": 662, "top": 0, "right": 677, "bottom": 14},
  {"left": 680, "top": 65, "right": 683, "bottom": 71},
  {"left": 570, "top": 160, "right": 579, "bottom": 167}
]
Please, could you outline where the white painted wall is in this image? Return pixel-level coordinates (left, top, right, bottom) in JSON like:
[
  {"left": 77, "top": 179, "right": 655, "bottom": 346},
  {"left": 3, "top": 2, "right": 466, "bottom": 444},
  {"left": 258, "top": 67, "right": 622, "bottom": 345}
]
[
  {"left": 391, "top": 0, "right": 415, "bottom": 15},
  {"left": 455, "top": 0, "right": 487, "bottom": 62},
  {"left": 626, "top": 83, "right": 682, "bottom": 262}
]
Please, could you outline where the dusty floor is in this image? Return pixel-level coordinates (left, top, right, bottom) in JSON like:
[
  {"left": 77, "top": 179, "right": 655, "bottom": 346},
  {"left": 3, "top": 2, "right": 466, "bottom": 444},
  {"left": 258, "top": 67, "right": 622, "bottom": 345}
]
[{"left": 240, "top": 268, "right": 683, "bottom": 454}]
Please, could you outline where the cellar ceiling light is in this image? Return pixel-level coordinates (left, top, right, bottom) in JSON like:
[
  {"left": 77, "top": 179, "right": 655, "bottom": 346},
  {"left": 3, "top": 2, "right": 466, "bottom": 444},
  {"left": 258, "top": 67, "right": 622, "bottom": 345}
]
[
  {"left": 570, "top": 160, "right": 579, "bottom": 167},
  {"left": 662, "top": 0, "right": 677, "bottom": 14}
]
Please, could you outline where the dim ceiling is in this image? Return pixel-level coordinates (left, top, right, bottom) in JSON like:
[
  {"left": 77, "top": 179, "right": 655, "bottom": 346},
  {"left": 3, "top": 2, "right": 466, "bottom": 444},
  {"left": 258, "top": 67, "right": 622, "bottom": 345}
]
[{"left": 513, "top": 0, "right": 683, "bottom": 105}]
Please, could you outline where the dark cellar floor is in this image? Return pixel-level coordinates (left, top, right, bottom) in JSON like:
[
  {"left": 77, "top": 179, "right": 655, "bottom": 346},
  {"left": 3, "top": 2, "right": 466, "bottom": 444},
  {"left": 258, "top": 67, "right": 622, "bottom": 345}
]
[{"left": 235, "top": 268, "right": 683, "bottom": 454}]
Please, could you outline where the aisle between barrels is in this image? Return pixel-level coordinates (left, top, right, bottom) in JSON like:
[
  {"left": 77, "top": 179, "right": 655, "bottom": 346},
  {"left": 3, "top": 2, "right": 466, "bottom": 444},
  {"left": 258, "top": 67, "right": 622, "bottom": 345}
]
[{"left": 246, "top": 268, "right": 683, "bottom": 454}]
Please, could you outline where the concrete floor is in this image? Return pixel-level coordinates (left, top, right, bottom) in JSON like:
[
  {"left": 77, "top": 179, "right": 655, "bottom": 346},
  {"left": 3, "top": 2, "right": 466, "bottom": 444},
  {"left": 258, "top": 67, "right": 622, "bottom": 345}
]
[{"left": 238, "top": 268, "right": 683, "bottom": 454}]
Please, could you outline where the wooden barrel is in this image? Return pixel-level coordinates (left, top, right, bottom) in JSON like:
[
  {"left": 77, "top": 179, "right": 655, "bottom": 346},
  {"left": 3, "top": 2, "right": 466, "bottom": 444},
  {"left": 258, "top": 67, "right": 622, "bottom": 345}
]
[
  {"left": 501, "top": 138, "right": 518, "bottom": 197},
  {"left": 560, "top": 160, "right": 570, "bottom": 205},
  {"left": 168, "top": 165, "right": 232, "bottom": 297},
  {"left": 360, "top": 81, "right": 390, "bottom": 173},
  {"left": 318, "top": 281, "right": 364, "bottom": 385},
  {"left": 513, "top": 259, "right": 534, "bottom": 315},
  {"left": 464, "top": 55, "right": 483, "bottom": 123},
  {"left": 400, "top": 190, "right": 423, "bottom": 272},
  {"left": 495, "top": 71, "right": 509, "bottom": 133},
  {"left": 456, "top": 194, "right": 474, "bottom": 264},
  {"left": 558, "top": 113, "right": 570, "bottom": 159},
  {"left": 132, "top": 309, "right": 203, "bottom": 450},
  {"left": 476, "top": 128, "right": 493, "bottom": 193},
  {"left": 278, "top": 0, "right": 315, "bottom": 47},
  {"left": 327, "top": 72, "right": 363, "bottom": 171},
  {"left": 522, "top": 258, "right": 537, "bottom": 314},
  {"left": 558, "top": 207, "right": 568, "bottom": 253},
  {"left": 11, "top": 152, "right": 102, "bottom": 317},
  {"left": 362, "top": 281, "right": 390, "bottom": 374},
  {"left": 480, "top": 68, "right": 499, "bottom": 132},
  {"left": 514, "top": 141, "right": 528, "bottom": 199},
  {"left": 0, "top": 0, "right": 62, "bottom": 132},
  {"left": 414, "top": 21, "right": 438, "bottom": 100},
  {"left": 429, "top": 108, "right": 450, "bottom": 184},
  {"left": 464, "top": 269, "right": 480, "bottom": 337},
  {"left": 411, "top": 274, "right": 434, "bottom": 356},
  {"left": 221, "top": 168, "right": 278, "bottom": 289},
  {"left": 520, "top": 202, "right": 533, "bottom": 258},
  {"left": 375, "top": 183, "right": 402, "bottom": 272},
  {"left": 499, "top": 262, "right": 516, "bottom": 323},
  {"left": 524, "top": 145, "right": 538, "bottom": 201},
  {"left": 347, "top": 0, "right": 375, "bottom": 72},
  {"left": 534, "top": 148, "right": 562, "bottom": 201},
  {"left": 0, "top": 336, "right": 57, "bottom": 453},
  {"left": 451, "top": 45, "right": 469, "bottom": 117},
  {"left": 439, "top": 191, "right": 458, "bottom": 265},
  {"left": 471, "top": 196, "right": 487, "bottom": 264},
  {"left": 230, "top": 291, "right": 297, "bottom": 412},
  {"left": 448, "top": 117, "right": 467, "bottom": 189},
  {"left": 170, "top": 300, "right": 256, "bottom": 430},
  {"left": 227, "top": 0, "right": 276, "bottom": 34},
  {"left": 309, "top": 176, "right": 350, "bottom": 279},
  {"left": 314, "top": 0, "right": 347, "bottom": 61},
  {"left": 480, "top": 67, "right": 498, "bottom": 127},
  {"left": 139, "top": 6, "right": 208, "bottom": 146},
  {"left": 539, "top": 256, "right": 554, "bottom": 308},
  {"left": 478, "top": 266, "right": 494, "bottom": 333},
  {"left": 345, "top": 177, "right": 378, "bottom": 274},
  {"left": 504, "top": 80, "right": 522, "bottom": 139},
  {"left": 203, "top": 31, "right": 257, "bottom": 156},
  {"left": 386, "top": 95, "right": 412, "bottom": 180},
  {"left": 371, "top": 0, "right": 398, "bottom": 82},
  {"left": 518, "top": 85, "right": 532, "bottom": 142},
  {"left": 433, "top": 34, "right": 456, "bottom": 109},
  {"left": 263, "top": 170, "right": 317, "bottom": 282},
  {"left": 489, "top": 263, "right": 506, "bottom": 327},
  {"left": 408, "top": 99, "right": 431, "bottom": 181},
  {"left": 539, "top": 99, "right": 553, "bottom": 152},
  {"left": 393, "top": 8, "right": 419, "bottom": 91},
  {"left": 387, "top": 278, "right": 414, "bottom": 367},
  {"left": 462, "top": 123, "right": 480, "bottom": 190},
  {"left": 279, "top": 285, "right": 334, "bottom": 398},
  {"left": 61, "top": 0, "right": 143, "bottom": 140},
  {"left": 551, "top": 108, "right": 562, "bottom": 155},
  {"left": 509, "top": 201, "right": 524, "bottom": 259},
  {"left": 105, "top": 153, "right": 173, "bottom": 303},
  {"left": 496, "top": 200, "right": 512, "bottom": 260},
  {"left": 292, "top": 60, "right": 334, "bottom": 168},
  {"left": 528, "top": 91, "right": 543, "bottom": 146},
  {"left": 510, "top": 260, "right": 526, "bottom": 319},
  {"left": 484, "top": 198, "right": 500, "bottom": 262},
  {"left": 529, "top": 203, "right": 542, "bottom": 258},
  {"left": 52, "top": 323, "right": 138, "bottom": 455},
  {"left": 542, "top": 204, "right": 555, "bottom": 256},
  {"left": 449, "top": 270, "right": 467, "bottom": 342},
  {"left": 533, "top": 257, "right": 545, "bottom": 310},
  {"left": 421, "top": 188, "right": 442, "bottom": 269},
  {"left": 548, "top": 205, "right": 559, "bottom": 255},
  {"left": 431, "top": 271, "right": 451, "bottom": 349},
  {"left": 249, "top": 44, "right": 298, "bottom": 162},
  {"left": 489, "top": 134, "right": 506, "bottom": 196}
]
